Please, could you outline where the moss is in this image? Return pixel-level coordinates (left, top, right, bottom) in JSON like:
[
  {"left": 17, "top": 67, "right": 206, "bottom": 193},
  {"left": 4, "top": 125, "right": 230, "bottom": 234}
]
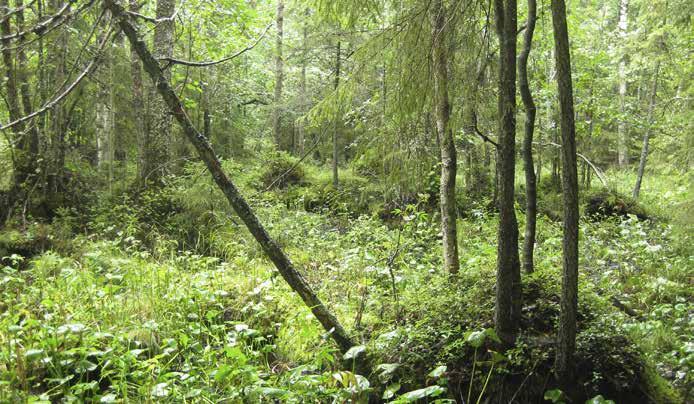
[
  {"left": 639, "top": 364, "right": 683, "bottom": 404},
  {"left": 0, "top": 227, "right": 52, "bottom": 265},
  {"left": 259, "top": 152, "right": 306, "bottom": 189},
  {"left": 585, "top": 188, "right": 651, "bottom": 220}
]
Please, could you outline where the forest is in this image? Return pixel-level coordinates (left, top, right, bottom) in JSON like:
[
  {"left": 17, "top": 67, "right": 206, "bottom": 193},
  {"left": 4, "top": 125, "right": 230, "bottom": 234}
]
[{"left": 0, "top": 0, "right": 691, "bottom": 402}]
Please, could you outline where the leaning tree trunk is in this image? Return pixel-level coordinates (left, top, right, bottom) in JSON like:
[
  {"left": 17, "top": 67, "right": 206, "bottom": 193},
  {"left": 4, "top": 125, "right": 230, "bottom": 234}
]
[
  {"left": 430, "top": 0, "right": 460, "bottom": 275},
  {"left": 518, "top": 0, "right": 537, "bottom": 274},
  {"left": 271, "top": 0, "right": 284, "bottom": 150},
  {"left": 494, "top": 0, "right": 521, "bottom": 347},
  {"left": 104, "top": 0, "right": 364, "bottom": 369},
  {"left": 617, "top": 0, "right": 630, "bottom": 167},
  {"left": 633, "top": 62, "right": 659, "bottom": 199},
  {"left": 551, "top": 0, "right": 580, "bottom": 386}
]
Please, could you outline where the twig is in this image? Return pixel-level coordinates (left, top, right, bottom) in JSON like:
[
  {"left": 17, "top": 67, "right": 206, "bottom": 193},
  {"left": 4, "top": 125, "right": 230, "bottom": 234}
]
[
  {"left": 0, "top": 0, "right": 76, "bottom": 41},
  {"left": 537, "top": 141, "right": 608, "bottom": 187},
  {"left": 0, "top": 0, "right": 36, "bottom": 25},
  {"left": 125, "top": 8, "right": 179, "bottom": 24},
  {"left": 474, "top": 124, "right": 499, "bottom": 148},
  {"left": 0, "top": 23, "right": 114, "bottom": 131}
]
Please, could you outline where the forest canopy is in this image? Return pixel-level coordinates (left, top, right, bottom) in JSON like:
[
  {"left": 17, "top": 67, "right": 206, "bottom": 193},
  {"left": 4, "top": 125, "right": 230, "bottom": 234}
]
[{"left": 0, "top": 0, "right": 692, "bottom": 402}]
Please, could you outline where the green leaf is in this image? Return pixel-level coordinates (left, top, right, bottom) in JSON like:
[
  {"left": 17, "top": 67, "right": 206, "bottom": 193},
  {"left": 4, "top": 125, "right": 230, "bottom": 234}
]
[
  {"left": 344, "top": 345, "right": 366, "bottom": 360},
  {"left": 544, "top": 389, "right": 564, "bottom": 403},
  {"left": 214, "top": 364, "right": 233, "bottom": 383},
  {"left": 383, "top": 383, "right": 401, "bottom": 400},
  {"left": 586, "top": 395, "right": 615, "bottom": 404},
  {"left": 393, "top": 385, "right": 446, "bottom": 403},
  {"left": 428, "top": 365, "right": 447, "bottom": 379},
  {"left": 376, "top": 363, "right": 400, "bottom": 381},
  {"left": 99, "top": 393, "right": 117, "bottom": 403},
  {"left": 466, "top": 330, "right": 487, "bottom": 348},
  {"left": 25, "top": 349, "right": 45, "bottom": 360},
  {"left": 151, "top": 383, "right": 169, "bottom": 398}
]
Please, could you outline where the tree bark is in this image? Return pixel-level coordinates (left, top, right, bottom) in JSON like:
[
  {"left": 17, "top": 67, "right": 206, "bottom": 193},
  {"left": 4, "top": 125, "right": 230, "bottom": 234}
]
[
  {"left": 518, "top": 0, "right": 537, "bottom": 274},
  {"left": 617, "top": 0, "right": 629, "bottom": 167},
  {"left": 15, "top": 0, "right": 39, "bottom": 167},
  {"left": 96, "top": 14, "right": 114, "bottom": 172},
  {"left": 139, "top": 0, "right": 174, "bottom": 185},
  {"left": 493, "top": 0, "right": 521, "bottom": 347},
  {"left": 430, "top": 0, "right": 459, "bottom": 275},
  {"left": 104, "top": 0, "right": 362, "bottom": 364},
  {"left": 296, "top": 10, "right": 308, "bottom": 156},
  {"left": 129, "top": 0, "right": 145, "bottom": 183},
  {"left": 271, "top": 0, "right": 284, "bottom": 150},
  {"left": 633, "top": 63, "right": 659, "bottom": 199},
  {"left": 551, "top": 0, "right": 580, "bottom": 385},
  {"left": 1, "top": 0, "right": 28, "bottom": 186},
  {"left": 332, "top": 40, "right": 340, "bottom": 188}
]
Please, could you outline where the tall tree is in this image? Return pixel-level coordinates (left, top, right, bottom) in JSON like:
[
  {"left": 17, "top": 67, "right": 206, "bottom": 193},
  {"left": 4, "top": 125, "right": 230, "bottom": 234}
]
[
  {"left": 551, "top": 0, "right": 580, "bottom": 384},
  {"left": 295, "top": 9, "right": 309, "bottom": 156},
  {"left": 140, "top": 0, "right": 175, "bottom": 185},
  {"left": 332, "top": 39, "right": 340, "bottom": 188},
  {"left": 130, "top": 0, "right": 145, "bottom": 184},
  {"left": 271, "top": 0, "right": 284, "bottom": 150},
  {"left": 430, "top": 0, "right": 459, "bottom": 275},
  {"left": 96, "top": 15, "right": 114, "bottom": 173},
  {"left": 494, "top": 0, "right": 521, "bottom": 346},
  {"left": 518, "top": 0, "right": 537, "bottom": 273},
  {"left": 617, "top": 0, "right": 630, "bottom": 167},
  {"left": 15, "top": 0, "right": 39, "bottom": 171}
]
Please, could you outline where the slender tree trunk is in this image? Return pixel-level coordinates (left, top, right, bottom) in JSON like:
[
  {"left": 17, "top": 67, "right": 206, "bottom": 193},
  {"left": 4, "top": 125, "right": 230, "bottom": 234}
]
[
  {"left": 494, "top": 0, "right": 521, "bottom": 347},
  {"left": 551, "top": 0, "right": 580, "bottom": 385},
  {"left": 96, "top": 14, "right": 114, "bottom": 172},
  {"left": 15, "top": 0, "right": 39, "bottom": 165},
  {"left": 42, "top": 0, "right": 67, "bottom": 199},
  {"left": 332, "top": 40, "right": 340, "bottom": 188},
  {"left": 113, "top": 32, "right": 127, "bottom": 170},
  {"left": 633, "top": 63, "right": 659, "bottom": 198},
  {"left": 430, "top": 0, "right": 459, "bottom": 275},
  {"left": 271, "top": 0, "right": 284, "bottom": 150},
  {"left": 519, "top": 0, "right": 537, "bottom": 274},
  {"left": 296, "top": 11, "right": 308, "bottom": 156},
  {"left": 617, "top": 0, "right": 630, "bottom": 167},
  {"left": 105, "top": 1, "right": 364, "bottom": 366},
  {"left": 140, "top": 0, "right": 175, "bottom": 185},
  {"left": 129, "top": 0, "right": 145, "bottom": 184},
  {"left": 1, "top": 0, "right": 35, "bottom": 205}
]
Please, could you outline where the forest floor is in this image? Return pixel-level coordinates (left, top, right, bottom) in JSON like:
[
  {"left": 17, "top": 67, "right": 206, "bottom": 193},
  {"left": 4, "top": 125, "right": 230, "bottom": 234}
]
[{"left": 0, "top": 158, "right": 691, "bottom": 403}]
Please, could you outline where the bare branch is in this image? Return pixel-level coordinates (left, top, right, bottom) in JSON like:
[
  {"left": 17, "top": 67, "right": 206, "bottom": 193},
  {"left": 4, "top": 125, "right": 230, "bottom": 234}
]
[
  {"left": 537, "top": 141, "right": 608, "bottom": 187},
  {"left": 159, "top": 22, "right": 273, "bottom": 68},
  {"left": 474, "top": 124, "right": 499, "bottom": 148},
  {"left": 125, "top": 7, "right": 178, "bottom": 24}
]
